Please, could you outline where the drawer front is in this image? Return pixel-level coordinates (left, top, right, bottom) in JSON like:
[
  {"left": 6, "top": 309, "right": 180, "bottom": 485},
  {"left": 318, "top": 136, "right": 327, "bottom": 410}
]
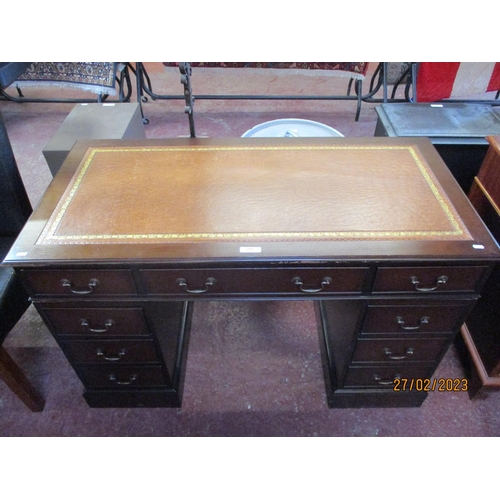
[
  {"left": 40, "top": 307, "right": 150, "bottom": 337},
  {"left": 343, "top": 365, "right": 433, "bottom": 388},
  {"left": 20, "top": 269, "right": 138, "bottom": 296},
  {"left": 351, "top": 337, "right": 450, "bottom": 363},
  {"left": 141, "top": 267, "right": 369, "bottom": 296},
  {"left": 361, "top": 304, "right": 469, "bottom": 335},
  {"left": 78, "top": 366, "right": 169, "bottom": 388},
  {"left": 373, "top": 266, "right": 488, "bottom": 294},
  {"left": 59, "top": 339, "right": 159, "bottom": 364}
]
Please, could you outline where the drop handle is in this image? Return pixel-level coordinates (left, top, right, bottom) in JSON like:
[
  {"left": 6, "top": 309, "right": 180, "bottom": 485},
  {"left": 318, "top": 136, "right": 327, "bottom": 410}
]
[
  {"left": 292, "top": 276, "right": 332, "bottom": 293},
  {"left": 384, "top": 347, "right": 414, "bottom": 360},
  {"left": 374, "top": 374, "right": 401, "bottom": 385},
  {"left": 60, "top": 278, "right": 99, "bottom": 294},
  {"left": 176, "top": 277, "right": 216, "bottom": 294},
  {"left": 96, "top": 348, "right": 126, "bottom": 361},
  {"left": 80, "top": 318, "right": 114, "bottom": 333},
  {"left": 109, "top": 374, "right": 137, "bottom": 385},
  {"left": 410, "top": 275, "right": 448, "bottom": 292},
  {"left": 396, "top": 316, "right": 429, "bottom": 331}
]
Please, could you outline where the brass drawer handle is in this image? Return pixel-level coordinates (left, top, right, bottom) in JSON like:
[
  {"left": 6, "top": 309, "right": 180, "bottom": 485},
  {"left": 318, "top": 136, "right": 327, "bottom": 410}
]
[
  {"left": 384, "top": 347, "right": 414, "bottom": 360},
  {"left": 292, "top": 276, "right": 332, "bottom": 293},
  {"left": 80, "top": 318, "right": 115, "bottom": 333},
  {"left": 96, "top": 348, "right": 126, "bottom": 361},
  {"left": 410, "top": 275, "right": 448, "bottom": 292},
  {"left": 176, "top": 277, "right": 216, "bottom": 294},
  {"left": 109, "top": 374, "right": 137, "bottom": 385},
  {"left": 374, "top": 374, "right": 401, "bottom": 386},
  {"left": 60, "top": 278, "right": 99, "bottom": 294},
  {"left": 396, "top": 316, "right": 429, "bottom": 331}
]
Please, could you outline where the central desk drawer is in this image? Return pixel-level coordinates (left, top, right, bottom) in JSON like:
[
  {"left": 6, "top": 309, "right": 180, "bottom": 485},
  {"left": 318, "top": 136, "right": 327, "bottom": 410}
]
[
  {"left": 141, "top": 267, "right": 369, "bottom": 295},
  {"left": 20, "top": 269, "right": 138, "bottom": 297},
  {"left": 40, "top": 307, "right": 150, "bottom": 337},
  {"left": 59, "top": 339, "right": 159, "bottom": 364},
  {"left": 361, "top": 304, "right": 469, "bottom": 335}
]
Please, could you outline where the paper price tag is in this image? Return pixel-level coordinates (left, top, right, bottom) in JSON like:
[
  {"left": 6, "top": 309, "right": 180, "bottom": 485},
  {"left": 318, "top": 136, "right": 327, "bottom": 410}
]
[{"left": 239, "top": 247, "right": 262, "bottom": 253}]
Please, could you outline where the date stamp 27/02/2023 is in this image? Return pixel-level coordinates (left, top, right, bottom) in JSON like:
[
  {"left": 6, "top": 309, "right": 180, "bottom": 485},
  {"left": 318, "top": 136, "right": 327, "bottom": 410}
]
[{"left": 393, "top": 378, "right": 468, "bottom": 392}]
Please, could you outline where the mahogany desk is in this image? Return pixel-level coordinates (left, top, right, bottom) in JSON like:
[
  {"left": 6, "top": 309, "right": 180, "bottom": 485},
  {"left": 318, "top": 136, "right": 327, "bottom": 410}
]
[{"left": 3, "top": 137, "right": 500, "bottom": 408}]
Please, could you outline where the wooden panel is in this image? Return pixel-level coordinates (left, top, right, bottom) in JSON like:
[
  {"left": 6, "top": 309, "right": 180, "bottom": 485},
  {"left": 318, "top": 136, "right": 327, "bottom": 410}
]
[
  {"left": 20, "top": 269, "right": 137, "bottom": 296},
  {"left": 361, "top": 303, "right": 470, "bottom": 334},
  {"left": 464, "top": 181, "right": 500, "bottom": 376},
  {"left": 343, "top": 365, "right": 433, "bottom": 388},
  {"left": 6, "top": 138, "right": 500, "bottom": 264},
  {"left": 461, "top": 136, "right": 500, "bottom": 393},
  {"left": 83, "top": 389, "right": 182, "bottom": 408},
  {"left": 472, "top": 136, "right": 500, "bottom": 207},
  {"left": 78, "top": 366, "right": 169, "bottom": 388},
  {"left": 141, "top": 267, "right": 368, "bottom": 296},
  {"left": 373, "top": 266, "right": 487, "bottom": 293},
  {"left": 59, "top": 339, "right": 159, "bottom": 364},
  {"left": 40, "top": 307, "right": 150, "bottom": 337},
  {"left": 351, "top": 337, "right": 450, "bottom": 363}
]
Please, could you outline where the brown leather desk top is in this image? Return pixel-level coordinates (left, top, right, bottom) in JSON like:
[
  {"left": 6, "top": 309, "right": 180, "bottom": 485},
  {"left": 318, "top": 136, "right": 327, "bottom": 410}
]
[{"left": 5, "top": 137, "right": 500, "bottom": 263}]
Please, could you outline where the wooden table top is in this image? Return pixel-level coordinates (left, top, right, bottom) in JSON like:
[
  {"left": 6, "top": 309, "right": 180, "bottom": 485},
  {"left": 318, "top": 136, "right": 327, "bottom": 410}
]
[{"left": 4, "top": 137, "right": 500, "bottom": 264}]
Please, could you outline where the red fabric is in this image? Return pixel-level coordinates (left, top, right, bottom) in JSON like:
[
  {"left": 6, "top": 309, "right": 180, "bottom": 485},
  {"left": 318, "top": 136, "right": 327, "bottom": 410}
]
[
  {"left": 416, "top": 62, "right": 460, "bottom": 102},
  {"left": 487, "top": 63, "right": 500, "bottom": 92},
  {"left": 417, "top": 62, "right": 500, "bottom": 102}
]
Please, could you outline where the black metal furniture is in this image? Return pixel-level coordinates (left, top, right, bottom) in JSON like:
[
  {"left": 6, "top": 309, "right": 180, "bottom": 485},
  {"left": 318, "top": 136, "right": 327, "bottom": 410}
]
[
  {"left": 133, "top": 62, "right": 368, "bottom": 135},
  {"left": 362, "top": 62, "right": 416, "bottom": 103}
]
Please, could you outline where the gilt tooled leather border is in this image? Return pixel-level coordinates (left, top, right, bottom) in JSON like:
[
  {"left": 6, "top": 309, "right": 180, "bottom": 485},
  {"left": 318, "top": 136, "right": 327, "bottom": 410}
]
[{"left": 37, "top": 145, "right": 472, "bottom": 245}]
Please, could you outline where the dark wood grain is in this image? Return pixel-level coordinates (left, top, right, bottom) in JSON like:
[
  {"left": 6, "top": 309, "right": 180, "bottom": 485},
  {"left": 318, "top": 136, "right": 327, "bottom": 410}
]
[
  {"left": 4, "top": 137, "right": 500, "bottom": 265},
  {"left": 4, "top": 137, "right": 500, "bottom": 408}
]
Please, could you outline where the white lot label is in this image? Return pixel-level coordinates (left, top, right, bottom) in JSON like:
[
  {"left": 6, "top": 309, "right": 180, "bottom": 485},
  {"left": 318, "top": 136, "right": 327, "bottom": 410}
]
[{"left": 239, "top": 247, "right": 262, "bottom": 253}]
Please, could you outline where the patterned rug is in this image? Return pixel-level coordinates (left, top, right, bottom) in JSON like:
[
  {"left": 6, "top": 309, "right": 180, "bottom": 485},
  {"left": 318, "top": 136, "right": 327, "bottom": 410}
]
[
  {"left": 14, "top": 62, "right": 118, "bottom": 95},
  {"left": 164, "top": 62, "right": 368, "bottom": 79}
]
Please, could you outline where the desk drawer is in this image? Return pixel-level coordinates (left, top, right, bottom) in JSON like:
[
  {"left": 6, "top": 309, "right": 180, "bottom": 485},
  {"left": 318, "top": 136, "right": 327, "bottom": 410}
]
[
  {"left": 373, "top": 266, "right": 487, "bottom": 294},
  {"left": 59, "top": 339, "right": 159, "bottom": 364},
  {"left": 78, "top": 366, "right": 169, "bottom": 388},
  {"left": 361, "top": 303, "right": 469, "bottom": 335},
  {"left": 351, "top": 337, "right": 449, "bottom": 363},
  {"left": 141, "top": 267, "right": 368, "bottom": 296},
  {"left": 20, "top": 269, "right": 138, "bottom": 296},
  {"left": 343, "top": 365, "right": 433, "bottom": 388},
  {"left": 40, "top": 307, "right": 150, "bottom": 337}
]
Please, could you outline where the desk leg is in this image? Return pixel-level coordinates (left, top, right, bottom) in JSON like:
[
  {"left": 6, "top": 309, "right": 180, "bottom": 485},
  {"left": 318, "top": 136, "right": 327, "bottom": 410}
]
[{"left": 0, "top": 346, "right": 45, "bottom": 412}]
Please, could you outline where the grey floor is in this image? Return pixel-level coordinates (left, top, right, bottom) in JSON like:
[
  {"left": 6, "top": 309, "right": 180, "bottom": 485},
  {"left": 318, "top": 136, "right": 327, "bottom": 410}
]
[{"left": 1, "top": 63, "right": 500, "bottom": 437}]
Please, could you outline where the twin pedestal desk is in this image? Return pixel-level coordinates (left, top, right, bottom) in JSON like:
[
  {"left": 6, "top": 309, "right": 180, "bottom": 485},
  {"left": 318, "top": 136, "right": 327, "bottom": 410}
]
[{"left": 4, "top": 138, "right": 500, "bottom": 408}]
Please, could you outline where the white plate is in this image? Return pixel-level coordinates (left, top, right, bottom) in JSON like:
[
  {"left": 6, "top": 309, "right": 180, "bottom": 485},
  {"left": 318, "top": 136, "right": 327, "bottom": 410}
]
[{"left": 242, "top": 118, "right": 344, "bottom": 138}]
